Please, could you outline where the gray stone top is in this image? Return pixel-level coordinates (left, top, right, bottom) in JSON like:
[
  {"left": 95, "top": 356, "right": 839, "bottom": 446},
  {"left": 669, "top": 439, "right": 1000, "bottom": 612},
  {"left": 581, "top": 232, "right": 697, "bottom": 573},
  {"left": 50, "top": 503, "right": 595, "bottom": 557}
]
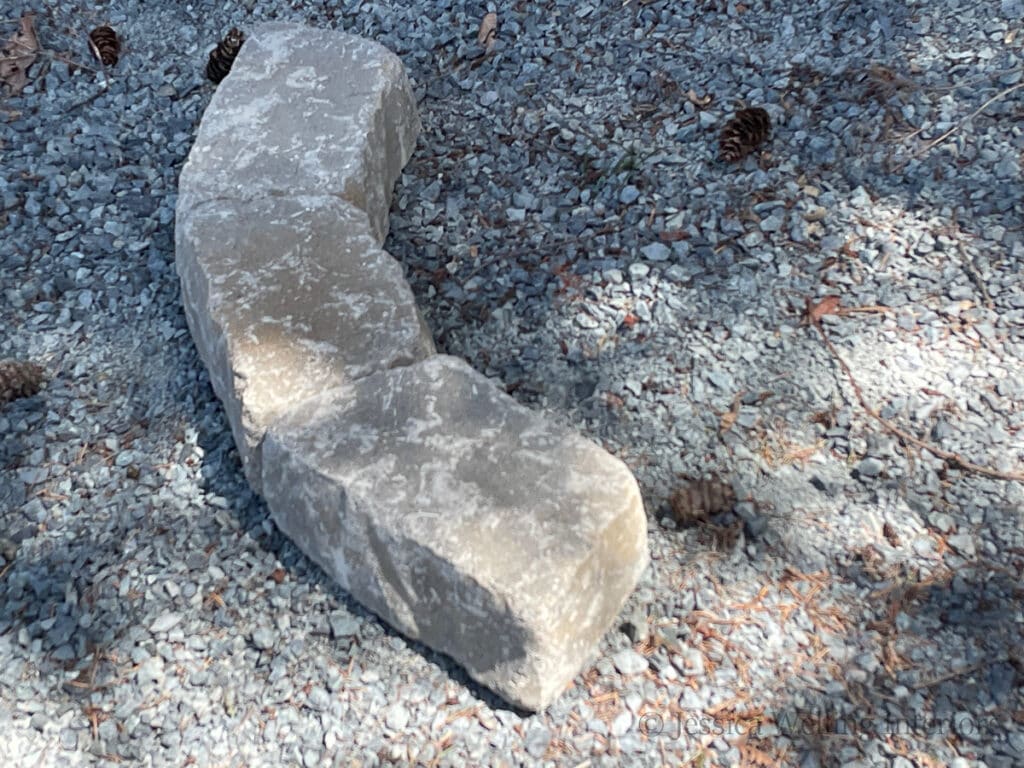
[{"left": 178, "top": 24, "right": 420, "bottom": 244}]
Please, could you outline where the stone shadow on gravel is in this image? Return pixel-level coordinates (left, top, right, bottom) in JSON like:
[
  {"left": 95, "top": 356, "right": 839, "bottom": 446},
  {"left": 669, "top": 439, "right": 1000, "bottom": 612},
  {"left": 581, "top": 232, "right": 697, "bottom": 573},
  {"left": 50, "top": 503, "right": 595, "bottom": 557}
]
[
  {"left": 0, "top": 399, "right": 42, "bottom": 519},
  {"left": 825, "top": 562, "right": 1022, "bottom": 750},
  {"left": 193, "top": 421, "right": 533, "bottom": 717},
  {"left": 0, "top": 514, "right": 176, "bottom": 741}
]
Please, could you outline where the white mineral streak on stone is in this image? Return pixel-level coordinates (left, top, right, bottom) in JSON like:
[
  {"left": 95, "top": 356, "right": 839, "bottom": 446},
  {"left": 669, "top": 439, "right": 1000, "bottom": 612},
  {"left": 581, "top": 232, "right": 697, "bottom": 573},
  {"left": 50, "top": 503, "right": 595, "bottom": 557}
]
[{"left": 262, "top": 356, "right": 648, "bottom": 711}]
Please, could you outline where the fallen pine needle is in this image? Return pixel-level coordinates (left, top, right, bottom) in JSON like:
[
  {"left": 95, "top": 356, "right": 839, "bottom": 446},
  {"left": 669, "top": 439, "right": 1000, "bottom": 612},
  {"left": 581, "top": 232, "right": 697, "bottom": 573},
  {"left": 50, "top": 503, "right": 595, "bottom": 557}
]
[{"left": 814, "top": 323, "right": 1024, "bottom": 482}]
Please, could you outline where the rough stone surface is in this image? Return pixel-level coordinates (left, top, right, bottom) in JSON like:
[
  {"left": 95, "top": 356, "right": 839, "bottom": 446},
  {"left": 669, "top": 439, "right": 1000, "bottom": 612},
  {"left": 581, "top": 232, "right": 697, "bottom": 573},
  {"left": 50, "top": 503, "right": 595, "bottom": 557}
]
[
  {"left": 171, "top": 20, "right": 648, "bottom": 712},
  {"left": 177, "top": 23, "right": 421, "bottom": 244},
  {"left": 261, "top": 355, "right": 649, "bottom": 711},
  {"left": 176, "top": 194, "right": 433, "bottom": 490}
]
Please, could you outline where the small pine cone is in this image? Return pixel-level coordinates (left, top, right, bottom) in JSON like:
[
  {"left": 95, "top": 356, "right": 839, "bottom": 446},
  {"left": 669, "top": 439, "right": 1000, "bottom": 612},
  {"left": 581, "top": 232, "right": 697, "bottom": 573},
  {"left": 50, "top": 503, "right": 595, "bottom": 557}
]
[
  {"left": 206, "top": 28, "right": 245, "bottom": 84},
  {"left": 0, "top": 359, "right": 45, "bottom": 405},
  {"left": 88, "top": 26, "right": 120, "bottom": 67},
  {"left": 719, "top": 107, "right": 771, "bottom": 162},
  {"left": 669, "top": 478, "right": 736, "bottom": 526}
]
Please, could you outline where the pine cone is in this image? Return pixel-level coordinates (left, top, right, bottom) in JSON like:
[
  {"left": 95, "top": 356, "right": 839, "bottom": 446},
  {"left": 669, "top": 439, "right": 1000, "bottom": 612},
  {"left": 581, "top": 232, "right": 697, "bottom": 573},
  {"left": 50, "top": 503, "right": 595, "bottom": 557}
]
[
  {"left": 719, "top": 107, "right": 771, "bottom": 162},
  {"left": 0, "top": 359, "right": 45, "bottom": 405},
  {"left": 206, "top": 28, "right": 245, "bottom": 84},
  {"left": 669, "top": 478, "right": 736, "bottom": 526},
  {"left": 88, "top": 26, "right": 120, "bottom": 67}
]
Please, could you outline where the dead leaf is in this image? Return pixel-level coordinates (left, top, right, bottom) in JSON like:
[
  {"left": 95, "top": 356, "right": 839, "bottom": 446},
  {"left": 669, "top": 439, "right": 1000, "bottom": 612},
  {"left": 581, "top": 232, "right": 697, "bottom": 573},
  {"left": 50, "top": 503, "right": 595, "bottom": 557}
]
[
  {"left": 809, "top": 409, "right": 836, "bottom": 428},
  {"left": 270, "top": 568, "right": 286, "bottom": 584},
  {"left": 0, "top": 13, "right": 40, "bottom": 96},
  {"left": 659, "top": 229, "right": 690, "bottom": 242},
  {"left": 805, "top": 295, "right": 842, "bottom": 325},
  {"left": 603, "top": 392, "right": 625, "bottom": 409},
  {"left": 669, "top": 478, "right": 736, "bottom": 526},
  {"left": 477, "top": 12, "right": 498, "bottom": 52},
  {"left": 718, "top": 390, "right": 745, "bottom": 434},
  {"left": 686, "top": 88, "right": 713, "bottom": 108},
  {"left": 882, "top": 522, "right": 900, "bottom": 548}
]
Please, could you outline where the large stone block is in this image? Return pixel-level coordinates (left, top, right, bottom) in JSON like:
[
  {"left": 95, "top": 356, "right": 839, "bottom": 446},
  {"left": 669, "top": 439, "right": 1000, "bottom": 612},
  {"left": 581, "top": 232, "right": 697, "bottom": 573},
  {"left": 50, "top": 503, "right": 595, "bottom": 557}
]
[
  {"left": 176, "top": 194, "right": 434, "bottom": 491},
  {"left": 177, "top": 23, "right": 420, "bottom": 244},
  {"left": 261, "top": 355, "right": 649, "bottom": 711},
  {"left": 175, "top": 23, "right": 650, "bottom": 710}
]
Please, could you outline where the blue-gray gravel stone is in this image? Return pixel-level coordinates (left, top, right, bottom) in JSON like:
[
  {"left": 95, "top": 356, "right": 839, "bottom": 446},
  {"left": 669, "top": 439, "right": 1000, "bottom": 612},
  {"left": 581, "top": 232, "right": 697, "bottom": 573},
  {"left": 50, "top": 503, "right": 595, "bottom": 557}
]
[
  {"left": 619, "top": 185, "right": 641, "bottom": 205},
  {"left": 855, "top": 457, "right": 885, "bottom": 478},
  {"left": 251, "top": 628, "right": 276, "bottom": 651},
  {"left": 611, "top": 649, "right": 649, "bottom": 676}
]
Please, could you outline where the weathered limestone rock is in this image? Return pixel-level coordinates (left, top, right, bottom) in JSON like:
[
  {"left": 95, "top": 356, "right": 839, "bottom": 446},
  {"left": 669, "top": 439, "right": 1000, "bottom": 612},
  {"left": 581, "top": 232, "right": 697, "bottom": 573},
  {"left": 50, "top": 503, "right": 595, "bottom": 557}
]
[
  {"left": 175, "top": 23, "right": 650, "bottom": 710},
  {"left": 177, "top": 23, "right": 420, "bottom": 244},
  {"left": 176, "top": 194, "right": 434, "bottom": 491},
  {"left": 261, "top": 355, "right": 649, "bottom": 711}
]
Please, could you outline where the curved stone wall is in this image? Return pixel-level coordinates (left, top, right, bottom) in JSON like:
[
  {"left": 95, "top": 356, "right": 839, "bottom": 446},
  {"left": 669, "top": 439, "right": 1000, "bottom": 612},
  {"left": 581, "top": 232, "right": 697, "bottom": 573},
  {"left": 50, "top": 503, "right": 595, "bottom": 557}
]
[{"left": 175, "top": 22, "right": 648, "bottom": 711}]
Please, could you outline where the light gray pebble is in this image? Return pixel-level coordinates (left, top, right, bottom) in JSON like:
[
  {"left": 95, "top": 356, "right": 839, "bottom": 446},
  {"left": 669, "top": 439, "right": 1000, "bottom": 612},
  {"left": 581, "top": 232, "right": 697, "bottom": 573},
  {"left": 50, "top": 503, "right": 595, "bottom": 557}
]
[
  {"left": 251, "top": 628, "right": 276, "bottom": 651},
  {"left": 305, "top": 687, "right": 331, "bottom": 712},
  {"left": 384, "top": 703, "right": 410, "bottom": 730},
  {"left": 856, "top": 457, "right": 885, "bottom": 478},
  {"left": 947, "top": 534, "right": 976, "bottom": 557},
  {"left": 524, "top": 726, "right": 551, "bottom": 758},
  {"left": 640, "top": 242, "right": 671, "bottom": 261},
  {"left": 612, "top": 649, "right": 649, "bottom": 676},
  {"left": 619, "top": 185, "right": 641, "bottom": 205},
  {"left": 149, "top": 612, "right": 182, "bottom": 634},
  {"left": 927, "top": 512, "right": 955, "bottom": 532},
  {"left": 610, "top": 709, "right": 633, "bottom": 737},
  {"left": 60, "top": 729, "right": 77, "bottom": 750}
]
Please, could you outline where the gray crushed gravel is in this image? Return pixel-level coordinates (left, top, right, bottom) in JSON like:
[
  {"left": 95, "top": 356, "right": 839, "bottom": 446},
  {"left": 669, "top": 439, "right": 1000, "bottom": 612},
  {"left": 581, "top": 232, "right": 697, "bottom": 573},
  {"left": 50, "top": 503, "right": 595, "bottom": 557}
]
[{"left": 2, "top": 1, "right": 1023, "bottom": 766}]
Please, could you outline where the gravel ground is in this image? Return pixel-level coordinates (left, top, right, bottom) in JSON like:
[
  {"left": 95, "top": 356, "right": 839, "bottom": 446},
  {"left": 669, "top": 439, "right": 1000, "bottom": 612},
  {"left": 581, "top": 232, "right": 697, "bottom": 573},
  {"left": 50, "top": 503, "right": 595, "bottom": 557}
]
[{"left": 2, "top": 1, "right": 1024, "bottom": 766}]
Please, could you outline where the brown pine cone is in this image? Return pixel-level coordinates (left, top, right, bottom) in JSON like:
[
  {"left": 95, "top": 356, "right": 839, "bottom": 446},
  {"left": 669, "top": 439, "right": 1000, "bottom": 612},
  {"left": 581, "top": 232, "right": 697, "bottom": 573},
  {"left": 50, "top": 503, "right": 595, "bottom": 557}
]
[
  {"left": 207, "top": 28, "right": 245, "bottom": 84},
  {"left": 719, "top": 107, "right": 771, "bottom": 162},
  {"left": 669, "top": 478, "right": 736, "bottom": 526},
  {"left": 0, "top": 359, "right": 45, "bottom": 405},
  {"left": 88, "top": 26, "right": 120, "bottom": 67}
]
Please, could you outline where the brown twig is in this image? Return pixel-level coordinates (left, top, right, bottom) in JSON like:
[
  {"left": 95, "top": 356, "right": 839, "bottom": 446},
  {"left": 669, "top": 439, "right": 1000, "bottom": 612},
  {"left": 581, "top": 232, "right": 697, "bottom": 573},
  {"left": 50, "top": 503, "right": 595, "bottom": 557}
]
[
  {"left": 837, "top": 305, "right": 893, "bottom": 316},
  {"left": 913, "top": 80, "right": 1024, "bottom": 157},
  {"left": 813, "top": 323, "right": 1024, "bottom": 482},
  {"left": 912, "top": 657, "right": 1002, "bottom": 690}
]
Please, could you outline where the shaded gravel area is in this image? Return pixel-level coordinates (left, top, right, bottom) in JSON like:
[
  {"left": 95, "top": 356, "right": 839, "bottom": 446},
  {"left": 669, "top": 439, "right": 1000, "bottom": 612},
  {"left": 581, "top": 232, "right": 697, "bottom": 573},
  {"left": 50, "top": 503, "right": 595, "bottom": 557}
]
[{"left": 2, "top": 1, "right": 1023, "bottom": 766}]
